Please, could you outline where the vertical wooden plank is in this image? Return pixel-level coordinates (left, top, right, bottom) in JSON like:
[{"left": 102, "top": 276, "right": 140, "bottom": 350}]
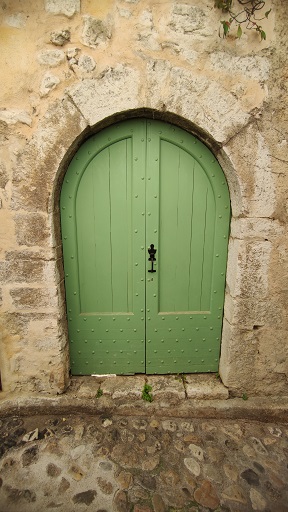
[
  {"left": 158, "top": 140, "right": 180, "bottom": 312},
  {"left": 200, "top": 185, "right": 215, "bottom": 310},
  {"left": 188, "top": 161, "right": 209, "bottom": 311},
  {"left": 76, "top": 148, "right": 113, "bottom": 312},
  {"left": 75, "top": 163, "right": 96, "bottom": 313},
  {"left": 109, "top": 139, "right": 132, "bottom": 312},
  {"left": 174, "top": 149, "right": 194, "bottom": 311},
  {"left": 92, "top": 148, "right": 113, "bottom": 312},
  {"left": 126, "top": 137, "right": 133, "bottom": 313}
]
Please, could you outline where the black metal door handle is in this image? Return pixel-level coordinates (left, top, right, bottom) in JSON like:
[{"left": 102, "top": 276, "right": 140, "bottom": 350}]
[{"left": 148, "top": 244, "right": 157, "bottom": 273}]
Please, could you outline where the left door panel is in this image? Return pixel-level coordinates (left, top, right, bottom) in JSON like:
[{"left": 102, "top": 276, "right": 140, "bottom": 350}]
[{"left": 61, "top": 120, "right": 146, "bottom": 375}]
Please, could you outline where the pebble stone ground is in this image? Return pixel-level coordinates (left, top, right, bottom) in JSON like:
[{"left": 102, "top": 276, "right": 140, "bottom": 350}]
[{"left": 0, "top": 376, "right": 287, "bottom": 512}]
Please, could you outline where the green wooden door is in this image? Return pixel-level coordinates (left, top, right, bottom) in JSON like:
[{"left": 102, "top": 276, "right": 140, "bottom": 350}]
[{"left": 60, "top": 119, "right": 230, "bottom": 375}]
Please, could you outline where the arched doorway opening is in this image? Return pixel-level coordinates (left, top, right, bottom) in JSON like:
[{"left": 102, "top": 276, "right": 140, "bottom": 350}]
[{"left": 60, "top": 118, "right": 230, "bottom": 376}]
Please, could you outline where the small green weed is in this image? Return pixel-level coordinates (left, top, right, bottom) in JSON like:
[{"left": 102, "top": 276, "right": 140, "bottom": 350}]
[
  {"left": 142, "top": 383, "right": 153, "bottom": 402},
  {"left": 242, "top": 392, "right": 248, "bottom": 401},
  {"left": 96, "top": 388, "right": 103, "bottom": 399},
  {"left": 175, "top": 373, "right": 187, "bottom": 383}
]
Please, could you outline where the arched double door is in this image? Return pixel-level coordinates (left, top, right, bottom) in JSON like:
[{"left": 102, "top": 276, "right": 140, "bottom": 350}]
[{"left": 61, "top": 119, "right": 230, "bottom": 375}]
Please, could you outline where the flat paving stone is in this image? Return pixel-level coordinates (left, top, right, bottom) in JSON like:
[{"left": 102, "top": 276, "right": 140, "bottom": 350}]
[
  {"left": 185, "top": 374, "right": 229, "bottom": 399},
  {"left": 101, "top": 375, "right": 146, "bottom": 399},
  {"left": 0, "top": 413, "right": 287, "bottom": 511},
  {"left": 146, "top": 375, "right": 186, "bottom": 401}
]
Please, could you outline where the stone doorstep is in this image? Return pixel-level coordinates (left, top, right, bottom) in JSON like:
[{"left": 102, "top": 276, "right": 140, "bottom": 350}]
[
  {"left": 1, "top": 375, "right": 288, "bottom": 423},
  {"left": 74, "top": 373, "right": 229, "bottom": 401}
]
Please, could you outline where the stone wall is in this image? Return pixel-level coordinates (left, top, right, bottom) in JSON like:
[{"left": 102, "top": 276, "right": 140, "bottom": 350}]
[{"left": 0, "top": 0, "right": 287, "bottom": 396}]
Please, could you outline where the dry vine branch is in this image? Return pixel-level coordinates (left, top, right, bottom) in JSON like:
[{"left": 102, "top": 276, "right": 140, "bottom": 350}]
[{"left": 215, "top": 0, "right": 271, "bottom": 40}]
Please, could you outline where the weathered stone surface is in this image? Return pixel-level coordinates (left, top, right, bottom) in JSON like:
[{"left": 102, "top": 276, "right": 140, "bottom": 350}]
[
  {"left": 72, "top": 489, "right": 97, "bottom": 504},
  {"left": 169, "top": 4, "right": 211, "bottom": 36},
  {"left": 67, "top": 65, "right": 140, "bottom": 126},
  {"left": 22, "top": 445, "right": 39, "bottom": 467},
  {"left": 81, "top": 15, "right": 112, "bottom": 48},
  {"left": 101, "top": 375, "right": 145, "bottom": 400},
  {"left": 37, "top": 50, "right": 65, "bottom": 67},
  {"left": 0, "top": 109, "right": 32, "bottom": 127},
  {"left": 116, "top": 471, "right": 133, "bottom": 489},
  {"left": 136, "top": 9, "right": 160, "bottom": 51},
  {"left": 210, "top": 53, "right": 270, "bottom": 82},
  {"left": 188, "top": 443, "right": 204, "bottom": 461},
  {"left": 15, "top": 213, "right": 49, "bottom": 246},
  {"left": 146, "top": 376, "right": 185, "bottom": 401},
  {"left": 40, "top": 72, "right": 60, "bottom": 97},
  {"left": 224, "top": 463, "right": 239, "bottom": 482},
  {"left": 194, "top": 480, "right": 220, "bottom": 509},
  {"left": 50, "top": 30, "right": 71, "bottom": 46},
  {"left": 4, "top": 13, "right": 26, "bottom": 28},
  {"left": 185, "top": 374, "right": 229, "bottom": 400},
  {"left": 241, "top": 468, "right": 260, "bottom": 486},
  {"left": 184, "top": 458, "right": 201, "bottom": 476},
  {"left": 10, "top": 287, "right": 58, "bottom": 310},
  {"left": 114, "top": 490, "right": 128, "bottom": 512},
  {"left": 250, "top": 488, "right": 267, "bottom": 511},
  {"left": 58, "top": 477, "right": 70, "bottom": 493},
  {"left": 77, "top": 54, "right": 96, "bottom": 73},
  {"left": 44, "top": 0, "right": 80, "bottom": 17},
  {"left": 47, "top": 462, "right": 62, "bottom": 477},
  {"left": 97, "top": 476, "right": 114, "bottom": 494},
  {"left": 222, "top": 484, "right": 247, "bottom": 504},
  {"left": 0, "top": 259, "right": 54, "bottom": 284},
  {"left": 152, "top": 494, "right": 166, "bottom": 512}
]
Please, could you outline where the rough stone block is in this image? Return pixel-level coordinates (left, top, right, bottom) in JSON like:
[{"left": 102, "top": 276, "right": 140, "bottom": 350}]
[
  {"left": 77, "top": 377, "right": 103, "bottom": 398},
  {"left": 101, "top": 375, "right": 145, "bottom": 399},
  {"left": 67, "top": 66, "right": 140, "bottom": 126},
  {"left": 44, "top": 0, "right": 80, "bottom": 17},
  {"left": 146, "top": 375, "right": 185, "bottom": 401},
  {"left": 169, "top": 4, "right": 208, "bottom": 35},
  {"left": 226, "top": 240, "right": 271, "bottom": 300},
  {"left": 230, "top": 218, "right": 284, "bottom": 241},
  {"left": 15, "top": 212, "right": 49, "bottom": 246},
  {"left": 37, "top": 50, "right": 65, "bottom": 67},
  {"left": 209, "top": 53, "right": 269, "bottom": 82},
  {"left": 225, "top": 294, "right": 286, "bottom": 330},
  {"left": 224, "top": 126, "right": 275, "bottom": 217},
  {"left": 50, "top": 30, "right": 71, "bottom": 46},
  {"left": 40, "top": 72, "right": 61, "bottom": 97},
  {"left": 0, "top": 259, "right": 51, "bottom": 284},
  {"left": 0, "top": 109, "right": 32, "bottom": 127},
  {"left": 10, "top": 287, "right": 58, "bottom": 310},
  {"left": 0, "top": 161, "right": 9, "bottom": 189},
  {"left": 185, "top": 374, "right": 228, "bottom": 400},
  {"left": 146, "top": 62, "right": 250, "bottom": 143},
  {"left": 219, "top": 320, "right": 258, "bottom": 393},
  {"left": 81, "top": 15, "right": 112, "bottom": 48},
  {"left": 4, "top": 13, "right": 26, "bottom": 28},
  {"left": 12, "top": 98, "right": 87, "bottom": 212}
]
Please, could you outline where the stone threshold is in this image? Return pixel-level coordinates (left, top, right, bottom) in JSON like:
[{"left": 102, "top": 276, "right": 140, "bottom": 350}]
[
  {"left": 0, "top": 374, "right": 288, "bottom": 423},
  {"left": 72, "top": 373, "right": 229, "bottom": 401}
]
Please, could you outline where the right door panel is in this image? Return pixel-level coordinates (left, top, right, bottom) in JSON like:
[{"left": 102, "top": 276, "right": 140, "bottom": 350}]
[{"left": 145, "top": 121, "right": 230, "bottom": 374}]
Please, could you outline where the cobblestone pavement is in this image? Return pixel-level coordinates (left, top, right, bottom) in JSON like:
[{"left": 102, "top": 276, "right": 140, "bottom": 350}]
[{"left": 0, "top": 411, "right": 288, "bottom": 512}]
